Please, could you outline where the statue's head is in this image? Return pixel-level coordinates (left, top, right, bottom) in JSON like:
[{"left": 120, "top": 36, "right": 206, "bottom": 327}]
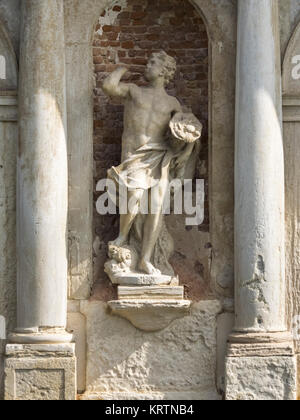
[{"left": 145, "top": 51, "right": 177, "bottom": 85}]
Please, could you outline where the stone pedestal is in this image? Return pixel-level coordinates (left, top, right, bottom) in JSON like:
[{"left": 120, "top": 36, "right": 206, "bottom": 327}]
[
  {"left": 225, "top": 333, "right": 296, "bottom": 400},
  {"left": 5, "top": 344, "right": 76, "bottom": 401},
  {"left": 108, "top": 285, "right": 191, "bottom": 332}
]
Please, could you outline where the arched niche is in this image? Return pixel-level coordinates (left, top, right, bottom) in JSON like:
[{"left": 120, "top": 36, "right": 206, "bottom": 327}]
[
  {"left": 92, "top": 0, "right": 209, "bottom": 301},
  {"left": 64, "top": 0, "right": 237, "bottom": 300}
]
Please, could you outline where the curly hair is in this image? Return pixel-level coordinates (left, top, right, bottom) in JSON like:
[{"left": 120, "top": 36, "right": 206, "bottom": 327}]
[{"left": 151, "top": 51, "right": 177, "bottom": 85}]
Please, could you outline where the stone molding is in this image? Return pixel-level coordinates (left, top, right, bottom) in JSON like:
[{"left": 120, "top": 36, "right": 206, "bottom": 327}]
[
  {"left": 0, "top": 92, "right": 17, "bottom": 121},
  {"left": 227, "top": 332, "right": 295, "bottom": 358},
  {"left": 283, "top": 97, "right": 300, "bottom": 122}
]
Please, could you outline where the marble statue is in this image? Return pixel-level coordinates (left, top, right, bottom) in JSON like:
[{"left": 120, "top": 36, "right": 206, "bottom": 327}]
[{"left": 102, "top": 51, "right": 202, "bottom": 285}]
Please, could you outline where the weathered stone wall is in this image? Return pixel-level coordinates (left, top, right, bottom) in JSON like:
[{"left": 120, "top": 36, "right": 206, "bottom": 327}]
[
  {"left": 92, "top": 0, "right": 210, "bottom": 302},
  {"left": 80, "top": 299, "right": 222, "bottom": 400},
  {"left": 0, "top": 18, "right": 18, "bottom": 399}
]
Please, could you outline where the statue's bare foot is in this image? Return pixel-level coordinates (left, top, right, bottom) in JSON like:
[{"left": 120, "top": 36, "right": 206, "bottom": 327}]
[
  {"left": 139, "top": 259, "right": 161, "bottom": 275},
  {"left": 109, "top": 236, "right": 127, "bottom": 248}
]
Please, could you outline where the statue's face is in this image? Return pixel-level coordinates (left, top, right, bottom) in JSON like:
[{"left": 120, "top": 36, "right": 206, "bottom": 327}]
[{"left": 145, "top": 55, "right": 164, "bottom": 82}]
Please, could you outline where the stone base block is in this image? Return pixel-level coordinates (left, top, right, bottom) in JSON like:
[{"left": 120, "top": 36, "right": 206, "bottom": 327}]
[
  {"left": 225, "top": 355, "right": 297, "bottom": 400},
  {"left": 5, "top": 344, "right": 76, "bottom": 400},
  {"left": 81, "top": 300, "right": 222, "bottom": 400}
]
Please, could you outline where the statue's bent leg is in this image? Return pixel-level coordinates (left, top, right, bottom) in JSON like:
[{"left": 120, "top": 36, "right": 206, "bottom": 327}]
[
  {"left": 139, "top": 183, "right": 167, "bottom": 275},
  {"left": 110, "top": 189, "right": 144, "bottom": 247}
]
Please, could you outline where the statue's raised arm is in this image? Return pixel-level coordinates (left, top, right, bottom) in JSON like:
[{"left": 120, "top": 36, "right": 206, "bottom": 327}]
[{"left": 102, "top": 67, "right": 131, "bottom": 99}]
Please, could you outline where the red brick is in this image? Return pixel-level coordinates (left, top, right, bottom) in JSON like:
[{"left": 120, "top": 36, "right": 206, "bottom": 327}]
[
  {"left": 108, "top": 41, "right": 120, "bottom": 47},
  {"left": 132, "top": 20, "right": 146, "bottom": 26},
  {"left": 93, "top": 48, "right": 102, "bottom": 56},
  {"left": 132, "top": 58, "right": 147, "bottom": 65},
  {"left": 102, "top": 25, "right": 113, "bottom": 32},
  {"left": 93, "top": 56, "right": 103, "bottom": 64},
  {"left": 147, "top": 34, "right": 160, "bottom": 41},
  {"left": 170, "top": 17, "right": 183, "bottom": 26},
  {"left": 121, "top": 41, "right": 134, "bottom": 49},
  {"left": 107, "top": 33, "right": 118, "bottom": 41},
  {"left": 131, "top": 26, "right": 147, "bottom": 34},
  {"left": 112, "top": 26, "right": 122, "bottom": 33},
  {"left": 119, "top": 19, "right": 131, "bottom": 26},
  {"left": 94, "top": 64, "right": 106, "bottom": 72},
  {"left": 131, "top": 11, "right": 147, "bottom": 20},
  {"left": 118, "top": 58, "right": 133, "bottom": 65}
]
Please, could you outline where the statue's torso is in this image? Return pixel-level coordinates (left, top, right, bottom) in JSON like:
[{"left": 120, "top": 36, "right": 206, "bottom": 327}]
[{"left": 122, "top": 85, "right": 177, "bottom": 160}]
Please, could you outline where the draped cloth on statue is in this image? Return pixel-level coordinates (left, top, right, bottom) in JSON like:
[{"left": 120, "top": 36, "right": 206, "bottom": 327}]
[
  {"left": 107, "top": 141, "right": 176, "bottom": 276},
  {"left": 107, "top": 142, "right": 174, "bottom": 192}
]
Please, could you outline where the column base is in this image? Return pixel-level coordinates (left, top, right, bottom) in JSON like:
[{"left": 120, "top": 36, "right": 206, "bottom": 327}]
[
  {"left": 225, "top": 332, "right": 297, "bottom": 400},
  {"left": 4, "top": 343, "right": 77, "bottom": 400},
  {"left": 8, "top": 327, "right": 74, "bottom": 344}
]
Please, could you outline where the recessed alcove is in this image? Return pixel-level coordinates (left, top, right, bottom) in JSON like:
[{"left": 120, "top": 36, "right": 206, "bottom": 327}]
[{"left": 92, "top": 0, "right": 210, "bottom": 302}]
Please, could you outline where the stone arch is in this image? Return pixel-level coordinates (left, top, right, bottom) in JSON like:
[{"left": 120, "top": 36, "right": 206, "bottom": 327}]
[{"left": 64, "top": 0, "right": 236, "bottom": 299}]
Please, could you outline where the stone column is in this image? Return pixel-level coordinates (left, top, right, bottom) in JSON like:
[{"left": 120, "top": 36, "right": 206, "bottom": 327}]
[
  {"left": 5, "top": 1, "right": 76, "bottom": 400},
  {"left": 225, "top": 0, "right": 297, "bottom": 400},
  {"left": 13, "top": 0, "right": 70, "bottom": 342}
]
